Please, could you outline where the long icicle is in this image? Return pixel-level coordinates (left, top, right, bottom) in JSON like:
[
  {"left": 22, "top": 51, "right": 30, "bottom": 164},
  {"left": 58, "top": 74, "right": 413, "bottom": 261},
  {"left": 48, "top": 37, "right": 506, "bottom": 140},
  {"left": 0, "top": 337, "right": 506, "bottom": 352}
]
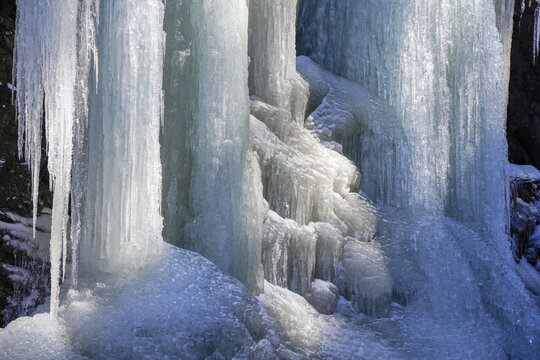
[{"left": 14, "top": 0, "right": 79, "bottom": 317}]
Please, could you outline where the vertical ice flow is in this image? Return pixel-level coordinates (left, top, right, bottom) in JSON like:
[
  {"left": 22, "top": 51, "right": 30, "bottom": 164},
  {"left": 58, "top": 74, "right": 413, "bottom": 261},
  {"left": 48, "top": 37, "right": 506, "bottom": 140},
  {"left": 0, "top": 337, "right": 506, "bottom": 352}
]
[
  {"left": 70, "top": 0, "right": 99, "bottom": 289},
  {"left": 298, "top": 0, "right": 540, "bottom": 355},
  {"left": 14, "top": 0, "right": 165, "bottom": 313},
  {"left": 162, "top": 0, "right": 263, "bottom": 294},
  {"left": 14, "top": 0, "right": 78, "bottom": 317},
  {"left": 80, "top": 0, "right": 164, "bottom": 275}
]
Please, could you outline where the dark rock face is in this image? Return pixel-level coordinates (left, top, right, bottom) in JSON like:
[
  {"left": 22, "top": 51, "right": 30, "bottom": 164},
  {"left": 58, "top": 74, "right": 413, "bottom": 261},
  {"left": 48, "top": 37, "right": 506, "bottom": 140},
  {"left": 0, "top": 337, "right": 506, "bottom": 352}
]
[
  {"left": 507, "top": 1, "right": 540, "bottom": 168},
  {"left": 0, "top": 0, "right": 52, "bottom": 327},
  {"left": 510, "top": 176, "right": 540, "bottom": 269}
]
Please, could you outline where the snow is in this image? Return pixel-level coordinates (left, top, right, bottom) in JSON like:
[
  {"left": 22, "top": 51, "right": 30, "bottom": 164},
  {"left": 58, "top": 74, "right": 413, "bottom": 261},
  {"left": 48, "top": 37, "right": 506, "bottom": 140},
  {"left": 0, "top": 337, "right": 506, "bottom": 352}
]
[
  {"left": 509, "top": 163, "right": 540, "bottom": 181},
  {"left": 0, "top": 245, "right": 301, "bottom": 360},
  {"left": 0, "top": 220, "right": 50, "bottom": 261}
]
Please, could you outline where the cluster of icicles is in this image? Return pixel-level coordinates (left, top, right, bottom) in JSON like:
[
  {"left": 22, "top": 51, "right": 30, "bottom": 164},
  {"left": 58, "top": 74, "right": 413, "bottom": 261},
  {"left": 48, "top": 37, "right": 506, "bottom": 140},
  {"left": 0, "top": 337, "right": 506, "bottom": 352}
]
[{"left": 14, "top": 0, "right": 164, "bottom": 317}]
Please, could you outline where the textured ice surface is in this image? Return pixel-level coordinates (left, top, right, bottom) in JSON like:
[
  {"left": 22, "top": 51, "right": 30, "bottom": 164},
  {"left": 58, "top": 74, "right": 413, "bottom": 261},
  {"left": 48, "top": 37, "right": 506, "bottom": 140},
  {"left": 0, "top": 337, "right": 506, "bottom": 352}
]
[
  {"left": 247, "top": 0, "right": 393, "bottom": 317},
  {"left": 14, "top": 0, "right": 78, "bottom": 317},
  {"left": 303, "top": 279, "right": 339, "bottom": 315},
  {"left": 250, "top": 109, "right": 392, "bottom": 315},
  {"left": 81, "top": 0, "right": 164, "bottom": 276},
  {"left": 161, "top": 0, "right": 262, "bottom": 293},
  {"left": 0, "top": 245, "right": 291, "bottom": 360}
]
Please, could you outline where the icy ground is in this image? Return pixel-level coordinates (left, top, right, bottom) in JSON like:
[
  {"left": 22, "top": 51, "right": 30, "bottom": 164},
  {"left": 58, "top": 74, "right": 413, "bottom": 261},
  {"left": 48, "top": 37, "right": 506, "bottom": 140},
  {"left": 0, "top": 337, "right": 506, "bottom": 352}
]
[{"left": 2, "top": 240, "right": 538, "bottom": 359}]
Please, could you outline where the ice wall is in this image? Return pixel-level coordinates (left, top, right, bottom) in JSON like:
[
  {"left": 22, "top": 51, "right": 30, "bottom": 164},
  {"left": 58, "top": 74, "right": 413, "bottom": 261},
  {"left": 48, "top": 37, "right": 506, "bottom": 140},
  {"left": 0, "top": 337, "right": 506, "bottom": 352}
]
[
  {"left": 298, "top": 1, "right": 511, "bottom": 231},
  {"left": 298, "top": 0, "right": 540, "bottom": 356},
  {"left": 162, "top": 0, "right": 263, "bottom": 294}
]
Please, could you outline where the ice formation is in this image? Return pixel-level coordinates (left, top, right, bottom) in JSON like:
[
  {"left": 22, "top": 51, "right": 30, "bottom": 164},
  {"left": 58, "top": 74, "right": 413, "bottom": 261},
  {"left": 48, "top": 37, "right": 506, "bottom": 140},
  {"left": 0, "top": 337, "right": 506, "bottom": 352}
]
[
  {"left": 247, "top": 0, "right": 392, "bottom": 316},
  {"left": 80, "top": 0, "right": 164, "bottom": 275},
  {"left": 3, "top": 0, "right": 540, "bottom": 358},
  {"left": 298, "top": 0, "right": 540, "bottom": 357},
  {"left": 14, "top": 0, "right": 78, "bottom": 317},
  {"left": 161, "top": 0, "right": 263, "bottom": 294},
  {"left": 14, "top": 0, "right": 165, "bottom": 314}
]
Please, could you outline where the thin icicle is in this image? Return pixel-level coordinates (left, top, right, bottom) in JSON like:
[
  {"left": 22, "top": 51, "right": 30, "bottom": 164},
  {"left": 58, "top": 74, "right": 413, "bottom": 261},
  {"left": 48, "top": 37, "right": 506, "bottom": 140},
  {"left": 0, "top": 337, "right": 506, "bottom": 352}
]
[
  {"left": 70, "top": 0, "right": 98, "bottom": 289},
  {"left": 534, "top": 2, "right": 540, "bottom": 64}
]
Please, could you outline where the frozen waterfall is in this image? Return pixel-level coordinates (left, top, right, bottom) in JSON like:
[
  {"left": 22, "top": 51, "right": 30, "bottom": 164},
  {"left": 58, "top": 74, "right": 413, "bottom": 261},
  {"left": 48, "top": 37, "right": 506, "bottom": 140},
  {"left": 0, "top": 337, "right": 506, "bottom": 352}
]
[{"left": 2, "top": 0, "right": 540, "bottom": 358}]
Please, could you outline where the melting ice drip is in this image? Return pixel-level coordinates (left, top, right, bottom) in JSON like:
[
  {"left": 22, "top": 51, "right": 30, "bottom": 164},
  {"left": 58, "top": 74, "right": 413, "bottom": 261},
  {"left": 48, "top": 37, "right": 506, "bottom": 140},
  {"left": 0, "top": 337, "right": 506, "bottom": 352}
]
[
  {"left": 519, "top": 0, "right": 540, "bottom": 63},
  {"left": 13, "top": 0, "right": 164, "bottom": 316}
]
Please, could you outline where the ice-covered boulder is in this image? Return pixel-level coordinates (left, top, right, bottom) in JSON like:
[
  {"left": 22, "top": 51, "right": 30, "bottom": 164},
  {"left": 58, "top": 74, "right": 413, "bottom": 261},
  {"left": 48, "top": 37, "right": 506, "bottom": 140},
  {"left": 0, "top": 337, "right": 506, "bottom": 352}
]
[
  {"left": 303, "top": 279, "right": 339, "bottom": 315},
  {"left": 337, "top": 240, "right": 393, "bottom": 317}
]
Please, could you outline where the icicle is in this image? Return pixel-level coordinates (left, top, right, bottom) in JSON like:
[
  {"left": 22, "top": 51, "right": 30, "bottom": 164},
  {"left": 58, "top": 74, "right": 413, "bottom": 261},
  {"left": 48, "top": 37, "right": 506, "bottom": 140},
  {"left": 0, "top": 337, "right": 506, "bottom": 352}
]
[
  {"left": 14, "top": 0, "right": 78, "bottom": 317},
  {"left": 534, "top": 2, "right": 540, "bottom": 64},
  {"left": 70, "top": 0, "right": 98, "bottom": 289}
]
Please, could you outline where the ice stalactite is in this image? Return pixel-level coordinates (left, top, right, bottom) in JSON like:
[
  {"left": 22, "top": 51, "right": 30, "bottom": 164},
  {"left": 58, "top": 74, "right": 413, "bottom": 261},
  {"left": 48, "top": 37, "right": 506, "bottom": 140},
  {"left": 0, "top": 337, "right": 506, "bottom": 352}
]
[
  {"left": 80, "top": 0, "right": 165, "bottom": 275},
  {"left": 247, "top": 0, "right": 392, "bottom": 316},
  {"left": 162, "top": 0, "right": 263, "bottom": 294},
  {"left": 532, "top": 0, "right": 540, "bottom": 64},
  {"left": 70, "top": 0, "right": 98, "bottom": 289},
  {"left": 516, "top": 1, "right": 540, "bottom": 64},
  {"left": 14, "top": 0, "right": 78, "bottom": 317}
]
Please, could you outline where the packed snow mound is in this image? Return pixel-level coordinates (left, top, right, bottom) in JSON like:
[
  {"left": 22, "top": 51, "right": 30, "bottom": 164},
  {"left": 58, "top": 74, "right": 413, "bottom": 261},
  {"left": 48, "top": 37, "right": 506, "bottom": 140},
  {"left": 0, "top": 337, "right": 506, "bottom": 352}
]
[
  {"left": 0, "top": 244, "right": 298, "bottom": 360},
  {"left": 509, "top": 163, "right": 540, "bottom": 182}
]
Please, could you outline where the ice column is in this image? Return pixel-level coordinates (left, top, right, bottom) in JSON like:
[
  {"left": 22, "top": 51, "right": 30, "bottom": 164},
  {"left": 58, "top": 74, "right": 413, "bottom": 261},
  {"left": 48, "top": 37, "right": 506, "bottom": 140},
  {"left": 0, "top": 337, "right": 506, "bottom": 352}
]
[
  {"left": 80, "top": 0, "right": 165, "bottom": 275},
  {"left": 162, "top": 0, "right": 263, "bottom": 294},
  {"left": 248, "top": 0, "right": 307, "bottom": 124},
  {"left": 70, "top": 0, "right": 99, "bottom": 289},
  {"left": 14, "top": 0, "right": 78, "bottom": 317}
]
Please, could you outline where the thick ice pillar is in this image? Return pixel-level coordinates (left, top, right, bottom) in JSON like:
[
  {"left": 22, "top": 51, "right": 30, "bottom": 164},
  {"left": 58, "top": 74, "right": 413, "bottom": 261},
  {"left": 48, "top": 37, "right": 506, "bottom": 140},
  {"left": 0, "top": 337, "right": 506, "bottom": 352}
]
[
  {"left": 162, "top": 0, "right": 263, "bottom": 294},
  {"left": 80, "top": 0, "right": 165, "bottom": 275},
  {"left": 248, "top": 0, "right": 307, "bottom": 124}
]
